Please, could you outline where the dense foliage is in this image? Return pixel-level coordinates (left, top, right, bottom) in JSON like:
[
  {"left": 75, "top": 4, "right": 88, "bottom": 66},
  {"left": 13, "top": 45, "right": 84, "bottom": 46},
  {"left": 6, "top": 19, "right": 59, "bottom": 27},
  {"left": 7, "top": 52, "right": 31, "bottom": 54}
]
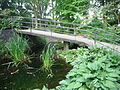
[
  {"left": 56, "top": 47, "right": 120, "bottom": 90},
  {"left": 54, "top": 0, "right": 90, "bottom": 22}
]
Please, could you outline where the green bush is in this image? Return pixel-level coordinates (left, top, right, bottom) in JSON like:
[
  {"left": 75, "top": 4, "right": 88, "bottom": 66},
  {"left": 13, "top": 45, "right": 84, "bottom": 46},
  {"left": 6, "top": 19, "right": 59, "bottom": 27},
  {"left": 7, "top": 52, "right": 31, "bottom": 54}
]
[{"left": 56, "top": 47, "right": 120, "bottom": 90}]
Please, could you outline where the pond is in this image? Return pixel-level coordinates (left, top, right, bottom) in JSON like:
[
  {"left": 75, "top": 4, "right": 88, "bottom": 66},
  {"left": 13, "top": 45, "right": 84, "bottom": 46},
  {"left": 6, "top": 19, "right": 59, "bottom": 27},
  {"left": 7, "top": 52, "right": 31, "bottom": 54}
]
[
  {"left": 0, "top": 34, "right": 72, "bottom": 90},
  {"left": 0, "top": 58, "right": 72, "bottom": 90}
]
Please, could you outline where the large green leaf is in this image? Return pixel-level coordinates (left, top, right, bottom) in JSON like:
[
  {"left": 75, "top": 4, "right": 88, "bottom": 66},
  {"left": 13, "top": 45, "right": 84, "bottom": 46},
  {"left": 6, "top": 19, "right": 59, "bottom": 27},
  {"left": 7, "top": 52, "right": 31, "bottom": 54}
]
[
  {"left": 102, "top": 80, "right": 117, "bottom": 89},
  {"left": 66, "top": 82, "right": 82, "bottom": 89}
]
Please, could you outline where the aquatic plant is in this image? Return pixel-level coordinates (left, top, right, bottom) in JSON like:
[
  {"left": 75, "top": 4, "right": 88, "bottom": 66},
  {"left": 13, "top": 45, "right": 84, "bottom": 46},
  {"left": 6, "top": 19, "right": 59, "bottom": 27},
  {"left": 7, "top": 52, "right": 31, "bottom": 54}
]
[
  {"left": 40, "top": 42, "right": 56, "bottom": 72},
  {"left": 5, "top": 33, "right": 29, "bottom": 67}
]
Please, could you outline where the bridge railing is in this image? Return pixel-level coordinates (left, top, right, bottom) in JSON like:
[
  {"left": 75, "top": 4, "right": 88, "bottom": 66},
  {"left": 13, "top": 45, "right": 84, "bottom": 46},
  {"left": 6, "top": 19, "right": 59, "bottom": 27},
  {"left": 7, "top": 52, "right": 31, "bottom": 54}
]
[{"left": 0, "top": 14, "right": 120, "bottom": 47}]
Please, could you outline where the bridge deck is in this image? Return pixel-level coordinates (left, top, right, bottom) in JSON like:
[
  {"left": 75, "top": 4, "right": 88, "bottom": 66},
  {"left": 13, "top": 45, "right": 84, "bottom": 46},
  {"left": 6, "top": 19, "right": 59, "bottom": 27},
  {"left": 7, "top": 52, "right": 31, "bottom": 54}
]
[{"left": 18, "top": 29, "right": 120, "bottom": 52}]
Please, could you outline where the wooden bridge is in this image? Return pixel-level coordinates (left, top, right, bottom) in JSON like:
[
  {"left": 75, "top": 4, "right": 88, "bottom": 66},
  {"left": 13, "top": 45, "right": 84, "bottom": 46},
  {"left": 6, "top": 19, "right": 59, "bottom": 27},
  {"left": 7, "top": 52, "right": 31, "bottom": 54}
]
[
  {"left": 18, "top": 29, "right": 120, "bottom": 52},
  {"left": 0, "top": 15, "right": 120, "bottom": 52}
]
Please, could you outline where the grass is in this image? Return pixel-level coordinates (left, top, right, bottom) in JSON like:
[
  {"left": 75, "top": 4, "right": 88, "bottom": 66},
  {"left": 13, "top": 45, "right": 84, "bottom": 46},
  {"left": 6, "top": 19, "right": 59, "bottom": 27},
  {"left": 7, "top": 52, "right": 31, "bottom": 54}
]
[
  {"left": 5, "top": 33, "right": 29, "bottom": 67},
  {"left": 40, "top": 42, "right": 57, "bottom": 72}
]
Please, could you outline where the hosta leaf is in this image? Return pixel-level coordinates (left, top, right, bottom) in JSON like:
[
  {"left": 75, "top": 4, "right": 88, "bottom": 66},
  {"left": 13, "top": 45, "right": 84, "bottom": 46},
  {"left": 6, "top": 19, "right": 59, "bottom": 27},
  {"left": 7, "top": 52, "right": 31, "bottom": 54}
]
[
  {"left": 106, "top": 68, "right": 115, "bottom": 72},
  {"left": 73, "top": 82, "right": 82, "bottom": 88},
  {"left": 87, "top": 61, "right": 100, "bottom": 71},
  {"left": 66, "top": 82, "right": 82, "bottom": 89},
  {"left": 100, "top": 83, "right": 109, "bottom": 90},
  {"left": 56, "top": 86, "right": 66, "bottom": 90},
  {"left": 78, "top": 85, "right": 88, "bottom": 90},
  {"left": 98, "top": 56, "right": 107, "bottom": 62},
  {"left": 97, "top": 71, "right": 107, "bottom": 80},
  {"left": 66, "top": 72, "right": 76, "bottom": 78},
  {"left": 102, "top": 80, "right": 117, "bottom": 89},
  {"left": 106, "top": 77, "right": 117, "bottom": 81},
  {"left": 42, "top": 86, "right": 48, "bottom": 90},
  {"left": 115, "top": 83, "right": 120, "bottom": 89},
  {"left": 89, "top": 79, "right": 99, "bottom": 88},
  {"left": 59, "top": 80, "right": 69, "bottom": 85},
  {"left": 83, "top": 73, "right": 96, "bottom": 79},
  {"left": 108, "top": 73, "right": 119, "bottom": 78},
  {"left": 76, "top": 77, "right": 86, "bottom": 82}
]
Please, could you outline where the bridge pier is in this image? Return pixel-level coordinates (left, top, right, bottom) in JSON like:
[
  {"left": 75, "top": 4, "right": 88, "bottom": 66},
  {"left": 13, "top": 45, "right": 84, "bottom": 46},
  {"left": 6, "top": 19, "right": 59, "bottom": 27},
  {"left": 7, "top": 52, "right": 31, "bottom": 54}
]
[{"left": 63, "top": 41, "right": 69, "bottom": 50}]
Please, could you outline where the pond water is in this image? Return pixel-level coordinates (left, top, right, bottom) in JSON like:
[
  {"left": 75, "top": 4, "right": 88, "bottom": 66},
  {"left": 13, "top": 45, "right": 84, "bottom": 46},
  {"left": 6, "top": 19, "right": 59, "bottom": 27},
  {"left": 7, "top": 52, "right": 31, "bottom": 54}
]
[
  {"left": 0, "top": 58, "right": 72, "bottom": 90},
  {"left": 0, "top": 34, "right": 72, "bottom": 89}
]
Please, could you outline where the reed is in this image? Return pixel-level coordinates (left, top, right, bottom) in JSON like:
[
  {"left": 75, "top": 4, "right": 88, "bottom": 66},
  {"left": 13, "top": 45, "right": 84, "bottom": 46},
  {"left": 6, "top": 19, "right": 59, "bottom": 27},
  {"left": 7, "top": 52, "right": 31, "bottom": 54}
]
[
  {"left": 5, "top": 33, "right": 29, "bottom": 67},
  {"left": 40, "top": 42, "right": 56, "bottom": 72}
]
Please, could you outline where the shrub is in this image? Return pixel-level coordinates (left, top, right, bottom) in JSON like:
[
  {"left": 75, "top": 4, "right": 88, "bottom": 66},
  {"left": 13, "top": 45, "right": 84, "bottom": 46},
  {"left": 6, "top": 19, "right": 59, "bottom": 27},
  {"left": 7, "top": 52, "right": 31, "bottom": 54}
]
[{"left": 56, "top": 47, "right": 120, "bottom": 90}]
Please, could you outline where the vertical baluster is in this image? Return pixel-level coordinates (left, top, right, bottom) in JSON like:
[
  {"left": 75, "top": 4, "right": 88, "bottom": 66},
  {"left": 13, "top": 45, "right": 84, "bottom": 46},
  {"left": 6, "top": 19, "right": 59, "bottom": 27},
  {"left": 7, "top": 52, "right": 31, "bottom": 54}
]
[
  {"left": 39, "top": 19, "right": 41, "bottom": 30},
  {"left": 73, "top": 24, "right": 76, "bottom": 41},
  {"left": 94, "top": 29, "right": 97, "bottom": 46},
  {"left": 50, "top": 21, "right": 52, "bottom": 36},
  {"left": 11, "top": 16, "right": 13, "bottom": 31},
  {"left": 44, "top": 20, "right": 46, "bottom": 31},
  {"left": 31, "top": 18, "right": 33, "bottom": 33}
]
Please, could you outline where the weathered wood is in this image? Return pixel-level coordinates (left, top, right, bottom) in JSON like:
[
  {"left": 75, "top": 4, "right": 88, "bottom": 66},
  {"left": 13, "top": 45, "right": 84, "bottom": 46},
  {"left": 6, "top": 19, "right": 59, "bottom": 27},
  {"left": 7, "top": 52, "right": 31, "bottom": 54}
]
[{"left": 17, "top": 29, "right": 120, "bottom": 52}]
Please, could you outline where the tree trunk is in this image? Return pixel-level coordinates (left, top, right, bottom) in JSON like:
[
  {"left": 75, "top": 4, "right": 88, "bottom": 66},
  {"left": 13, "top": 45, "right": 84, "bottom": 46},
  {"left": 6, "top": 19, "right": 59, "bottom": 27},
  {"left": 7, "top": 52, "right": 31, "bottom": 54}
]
[
  {"left": 103, "top": 15, "right": 108, "bottom": 27},
  {"left": 34, "top": 6, "right": 38, "bottom": 29}
]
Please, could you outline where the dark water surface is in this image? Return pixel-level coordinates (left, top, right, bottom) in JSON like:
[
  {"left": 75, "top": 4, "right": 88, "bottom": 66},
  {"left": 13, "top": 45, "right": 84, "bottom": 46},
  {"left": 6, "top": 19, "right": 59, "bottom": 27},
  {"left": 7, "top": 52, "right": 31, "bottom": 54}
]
[
  {"left": 0, "top": 59, "right": 72, "bottom": 90},
  {"left": 0, "top": 34, "right": 72, "bottom": 90}
]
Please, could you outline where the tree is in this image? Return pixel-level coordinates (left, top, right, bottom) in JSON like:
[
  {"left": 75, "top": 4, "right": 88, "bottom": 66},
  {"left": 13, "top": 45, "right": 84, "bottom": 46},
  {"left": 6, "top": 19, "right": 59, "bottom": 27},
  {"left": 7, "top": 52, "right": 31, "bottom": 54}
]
[
  {"left": 24, "top": 0, "right": 50, "bottom": 28},
  {"left": 0, "top": 0, "right": 10, "bottom": 10},
  {"left": 94, "top": 0, "right": 120, "bottom": 26},
  {"left": 53, "top": 0, "right": 90, "bottom": 23}
]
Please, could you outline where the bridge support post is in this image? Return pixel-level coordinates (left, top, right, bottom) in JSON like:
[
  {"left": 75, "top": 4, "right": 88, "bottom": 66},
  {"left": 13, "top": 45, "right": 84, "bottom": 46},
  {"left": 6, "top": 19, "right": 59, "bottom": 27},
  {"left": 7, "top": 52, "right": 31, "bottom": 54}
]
[{"left": 63, "top": 41, "right": 69, "bottom": 50}]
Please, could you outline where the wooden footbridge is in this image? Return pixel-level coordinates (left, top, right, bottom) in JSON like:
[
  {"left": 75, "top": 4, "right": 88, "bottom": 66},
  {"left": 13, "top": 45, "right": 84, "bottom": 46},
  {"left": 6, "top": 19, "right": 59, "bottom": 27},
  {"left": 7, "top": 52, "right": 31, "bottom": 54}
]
[{"left": 0, "top": 15, "right": 120, "bottom": 52}]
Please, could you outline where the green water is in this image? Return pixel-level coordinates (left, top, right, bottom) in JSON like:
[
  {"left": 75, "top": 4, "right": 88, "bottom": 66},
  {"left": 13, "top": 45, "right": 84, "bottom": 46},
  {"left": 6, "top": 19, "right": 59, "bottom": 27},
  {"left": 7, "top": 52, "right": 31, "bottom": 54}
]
[{"left": 0, "top": 59, "right": 71, "bottom": 90}]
